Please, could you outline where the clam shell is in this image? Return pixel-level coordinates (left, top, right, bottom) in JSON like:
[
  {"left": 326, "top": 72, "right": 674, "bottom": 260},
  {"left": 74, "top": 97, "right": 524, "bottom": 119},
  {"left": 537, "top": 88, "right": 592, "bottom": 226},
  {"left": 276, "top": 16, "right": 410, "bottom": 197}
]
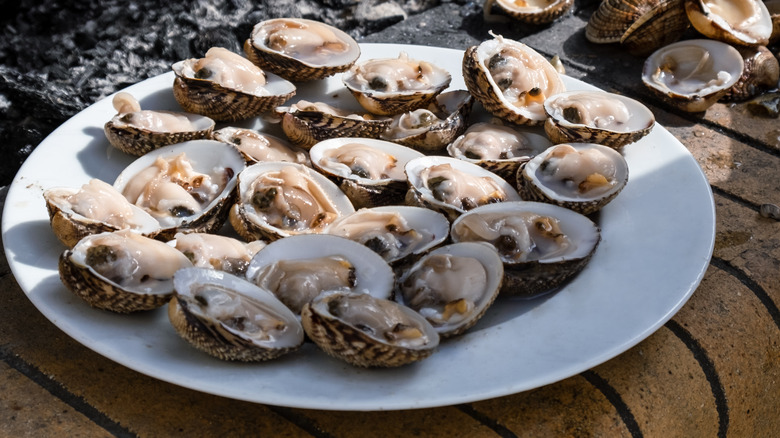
[
  {"left": 619, "top": 0, "right": 689, "bottom": 55},
  {"left": 685, "top": 0, "right": 772, "bottom": 46},
  {"left": 211, "top": 127, "right": 310, "bottom": 166},
  {"left": 301, "top": 291, "right": 440, "bottom": 367},
  {"left": 450, "top": 201, "right": 600, "bottom": 297},
  {"left": 586, "top": 0, "right": 666, "bottom": 44},
  {"left": 276, "top": 102, "right": 392, "bottom": 149},
  {"left": 380, "top": 90, "right": 474, "bottom": 153},
  {"left": 310, "top": 137, "right": 425, "bottom": 209},
  {"left": 462, "top": 34, "right": 565, "bottom": 126},
  {"left": 104, "top": 109, "right": 215, "bottom": 157},
  {"left": 641, "top": 39, "right": 744, "bottom": 112},
  {"left": 168, "top": 267, "right": 304, "bottom": 361},
  {"left": 244, "top": 18, "right": 361, "bottom": 82},
  {"left": 405, "top": 155, "right": 522, "bottom": 222},
  {"left": 720, "top": 45, "right": 780, "bottom": 102},
  {"left": 228, "top": 162, "right": 355, "bottom": 242},
  {"left": 516, "top": 143, "right": 629, "bottom": 215},
  {"left": 395, "top": 241, "right": 503, "bottom": 337},
  {"left": 113, "top": 140, "right": 246, "bottom": 241},
  {"left": 543, "top": 90, "right": 655, "bottom": 150},
  {"left": 342, "top": 52, "right": 452, "bottom": 116},
  {"left": 59, "top": 230, "right": 193, "bottom": 313}
]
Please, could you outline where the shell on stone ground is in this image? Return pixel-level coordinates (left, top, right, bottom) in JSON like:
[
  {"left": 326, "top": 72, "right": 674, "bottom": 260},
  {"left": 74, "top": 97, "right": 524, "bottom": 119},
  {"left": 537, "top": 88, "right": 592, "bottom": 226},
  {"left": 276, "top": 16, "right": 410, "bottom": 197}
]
[
  {"left": 684, "top": 0, "right": 773, "bottom": 46},
  {"left": 483, "top": 0, "right": 574, "bottom": 25}
]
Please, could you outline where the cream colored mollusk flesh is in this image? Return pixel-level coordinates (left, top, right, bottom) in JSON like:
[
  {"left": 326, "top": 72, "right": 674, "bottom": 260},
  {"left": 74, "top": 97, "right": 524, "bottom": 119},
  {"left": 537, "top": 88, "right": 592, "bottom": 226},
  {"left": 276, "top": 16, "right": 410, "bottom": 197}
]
[
  {"left": 320, "top": 143, "right": 404, "bottom": 181},
  {"left": 421, "top": 163, "right": 507, "bottom": 210},
  {"left": 248, "top": 166, "right": 340, "bottom": 231},
  {"left": 112, "top": 92, "right": 199, "bottom": 132},
  {"left": 262, "top": 19, "right": 350, "bottom": 65},
  {"left": 189, "top": 47, "right": 268, "bottom": 95},
  {"left": 536, "top": 145, "right": 617, "bottom": 197}
]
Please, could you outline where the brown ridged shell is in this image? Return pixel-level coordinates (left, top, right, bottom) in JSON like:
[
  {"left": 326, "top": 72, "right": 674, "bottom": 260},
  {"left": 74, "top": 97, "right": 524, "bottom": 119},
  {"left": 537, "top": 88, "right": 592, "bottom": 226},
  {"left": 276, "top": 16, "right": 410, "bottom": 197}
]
[
  {"left": 104, "top": 115, "right": 214, "bottom": 157},
  {"left": 586, "top": 0, "right": 665, "bottom": 44},
  {"left": 278, "top": 107, "right": 391, "bottom": 149},
  {"left": 301, "top": 292, "right": 439, "bottom": 368},
  {"left": 619, "top": 0, "right": 689, "bottom": 55},
  {"left": 720, "top": 45, "right": 780, "bottom": 102},
  {"left": 684, "top": 0, "right": 772, "bottom": 46},
  {"left": 172, "top": 75, "right": 295, "bottom": 122}
]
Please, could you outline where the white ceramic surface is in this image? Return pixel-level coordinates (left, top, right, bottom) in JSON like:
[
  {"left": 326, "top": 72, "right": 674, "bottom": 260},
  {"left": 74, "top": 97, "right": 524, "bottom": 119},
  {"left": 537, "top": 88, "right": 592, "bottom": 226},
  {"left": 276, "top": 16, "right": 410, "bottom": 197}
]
[{"left": 1, "top": 44, "right": 715, "bottom": 411}]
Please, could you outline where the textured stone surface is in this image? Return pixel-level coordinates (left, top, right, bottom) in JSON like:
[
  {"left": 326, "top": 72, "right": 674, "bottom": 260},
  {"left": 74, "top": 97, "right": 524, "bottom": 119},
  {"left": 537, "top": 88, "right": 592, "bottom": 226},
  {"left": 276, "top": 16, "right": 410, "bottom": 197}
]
[{"left": 1, "top": 0, "right": 779, "bottom": 436}]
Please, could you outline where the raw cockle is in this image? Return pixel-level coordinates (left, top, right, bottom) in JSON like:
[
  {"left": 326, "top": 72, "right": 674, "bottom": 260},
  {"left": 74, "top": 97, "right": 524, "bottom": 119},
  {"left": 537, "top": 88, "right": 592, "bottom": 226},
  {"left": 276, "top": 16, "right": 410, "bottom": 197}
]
[
  {"left": 447, "top": 121, "right": 552, "bottom": 181},
  {"left": 211, "top": 126, "right": 310, "bottom": 166},
  {"left": 172, "top": 47, "right": 297, "bottom": 122},
  {"left": 275, "top": 100, "right": 392, "bottom": 149},
  {"left": 395, "top": 241, "right": 504, "bottom": 337},
  {"left": 405, "top": 155, "right": 522, "bottom": 221},
  {"left": 684, "top": 0, "right": 773, "bottom": 46},
  {"left": 113, "top": 140, "right": 246, "bottom": 241},
  {"left": 43, "top": 178, "right": 161, "bottom": 248},
  {"left": 59, "top": 230, "right": 194, "bottom": 313},
  {"left": 245, "top": 234, "right": 395, "bottom": 315},
  {"left": 641, "top": 39, "right": 744, "bottom": 112},
  {"left": 244, "top": 18, "right": 361, "bottom": 82},
  {"left": 343, "top": 52, "right": 452, "bottom": 116},
  {"left": 450, "top": 201, "right": 601, "bottom": 297},
  {"left": 483, "top": 0, "right": 574, "bottom": 25},
  {"left": 516, "top": 143, "right": 629, "bottom": 215},
  {"left": 463, "top": 32, "right": 566, "bottom": 125},
  {"left": 543, "top": 90, "right": 655, "bottom": 150},
  {"left": 228, "top": 162, "right": 355, "bottom": 242},
  {"left": 309, "top": 137, "right": 425, "bottom": 208},
  {"left": 168, "top": 267, "right": 304, "bottom": 361},
  {"left": 104, "top": 92, "right": 215, "bottom": 156},
  {"left": 169, "top": 232, "right": 266, "bottom": 276},
  {"left": 324, "top": 206, "right": 450, "bottom": 265}
]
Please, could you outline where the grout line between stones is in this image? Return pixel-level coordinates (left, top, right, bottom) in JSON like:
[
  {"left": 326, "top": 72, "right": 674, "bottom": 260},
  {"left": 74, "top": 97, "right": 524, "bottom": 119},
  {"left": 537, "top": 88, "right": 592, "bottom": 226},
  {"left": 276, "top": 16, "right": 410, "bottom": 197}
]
[
  {"left": 264, "top": 405, "right": 332, "bottom": 438},
  {"left": 580, "top": 370, "right": 643, "bottom": 438},
  {"left": 710, "top": 257, "right": 780, "bottom": 331},
  {"left": 664, "top": 320, "right": 729, "bottom": 438},
  {"left": 455, "top": 404, "right": 519, "bottom": 438},
  {"left": 0, "top": 345, "right": 136, "bottom": 438}
]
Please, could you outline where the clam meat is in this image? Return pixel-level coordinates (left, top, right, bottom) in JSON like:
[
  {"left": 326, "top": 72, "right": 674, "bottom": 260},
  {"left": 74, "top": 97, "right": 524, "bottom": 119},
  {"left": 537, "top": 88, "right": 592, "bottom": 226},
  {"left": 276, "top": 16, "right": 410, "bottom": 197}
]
[{"left": 170, "top": 232, "right": 266, "bottom": 276}]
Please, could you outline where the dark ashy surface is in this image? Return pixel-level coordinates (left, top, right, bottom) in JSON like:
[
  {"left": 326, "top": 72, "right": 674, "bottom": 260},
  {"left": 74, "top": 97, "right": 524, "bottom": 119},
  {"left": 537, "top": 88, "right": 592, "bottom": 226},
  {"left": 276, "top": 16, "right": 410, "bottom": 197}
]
[{"left": 0, "top": 0, "right": 454, "bottom": 186}]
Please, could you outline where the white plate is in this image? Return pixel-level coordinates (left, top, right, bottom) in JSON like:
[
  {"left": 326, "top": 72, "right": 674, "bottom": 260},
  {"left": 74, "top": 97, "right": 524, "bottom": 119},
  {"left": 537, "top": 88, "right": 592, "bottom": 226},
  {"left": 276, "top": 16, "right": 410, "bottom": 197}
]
[{"left": 1, "top": 44, "right": 715, "bottom": 410}]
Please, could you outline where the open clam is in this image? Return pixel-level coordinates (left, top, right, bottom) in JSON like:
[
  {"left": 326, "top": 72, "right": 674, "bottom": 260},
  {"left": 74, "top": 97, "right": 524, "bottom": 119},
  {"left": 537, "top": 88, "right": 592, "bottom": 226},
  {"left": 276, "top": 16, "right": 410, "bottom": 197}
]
[
  {"left": 463, "top": 33, "right": 565, "bottom": 126},
  {"left": 685, "top": 0, "right": 772, "bottom": 46},
  {"left": 169, "top": 232, "right": 266, "bottom": 276},
  {"left": 395, "top": 241, "right": 503, "bottom": 337},
  {"left": 228, "top": 162, "right": 355, "bottom": 242},
  {"left": 721, "top": 45, "right": 780, "bottom": 102},
  {"left": 276, "top": 100, "right": 392, "bottom": 149},
  {"left": 245, "top": 234, "right": 395, "bottom": 315},
  {"left": 169, "top": 267, "right": 304, "bottom": 361},
  {"left": 59, "top": 230, "right": 193, "bottom": 313},
  {"left": 405, "top": 155, "right": 522, "bottom": 221},
  {"left": 483, "top": 0, "right": 574, "bottom": 24},
  {"left": 211, "top": 127, "right": 309, "bottom": 165},
  {"left": 379, "top": 90, "right": 474, "bottom": 153},
  {"left": 451, "top": 201, "right": 600, "bottom": 297},
  {"left": 301, "top": 290, "right": 440, "bottom": 367},
  {"left": 309, "top": 137, "right": 424, "bottom": 208},
  {"left": 641, "top": 39, "right": 744, "bottom": 112},
  {"left": 172, "top": 47, "right": 296, "bottom": 122},
  {"left": 324, "top": 206, "right": 450, "bottom": 266},
  {"left": 516, "top": 143, "right": 629, "bottom": 215},
  {"left": 343, "top": 52, "right": 452, "bottom": 116},
  {"left": 543, "top": 90, "right": 655, "bottom": 150},
  {"left": 447, "top": 122, "right": 552, "bottom": 182},
  {"left": 43, "top": 178, "right": 161, "bottom": 248},
  {"left": 113, "top": 140, "right": 246, "bottom": 241},
  {"left": 244, "top": 18, "right": 361, "bottom": 82},
  {"left": 104, "top": 92, "right": 215, "bottom": 156}
]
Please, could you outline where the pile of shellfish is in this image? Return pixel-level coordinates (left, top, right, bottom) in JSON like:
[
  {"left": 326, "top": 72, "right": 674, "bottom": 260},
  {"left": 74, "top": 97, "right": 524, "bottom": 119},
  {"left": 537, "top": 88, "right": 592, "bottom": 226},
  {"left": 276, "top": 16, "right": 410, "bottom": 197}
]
[
  {"left": 46, "top": 18, "right": 657, "bottom": 368},
  {"left": 585, "top": 0, "right": 780, "bottom": 113}
]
